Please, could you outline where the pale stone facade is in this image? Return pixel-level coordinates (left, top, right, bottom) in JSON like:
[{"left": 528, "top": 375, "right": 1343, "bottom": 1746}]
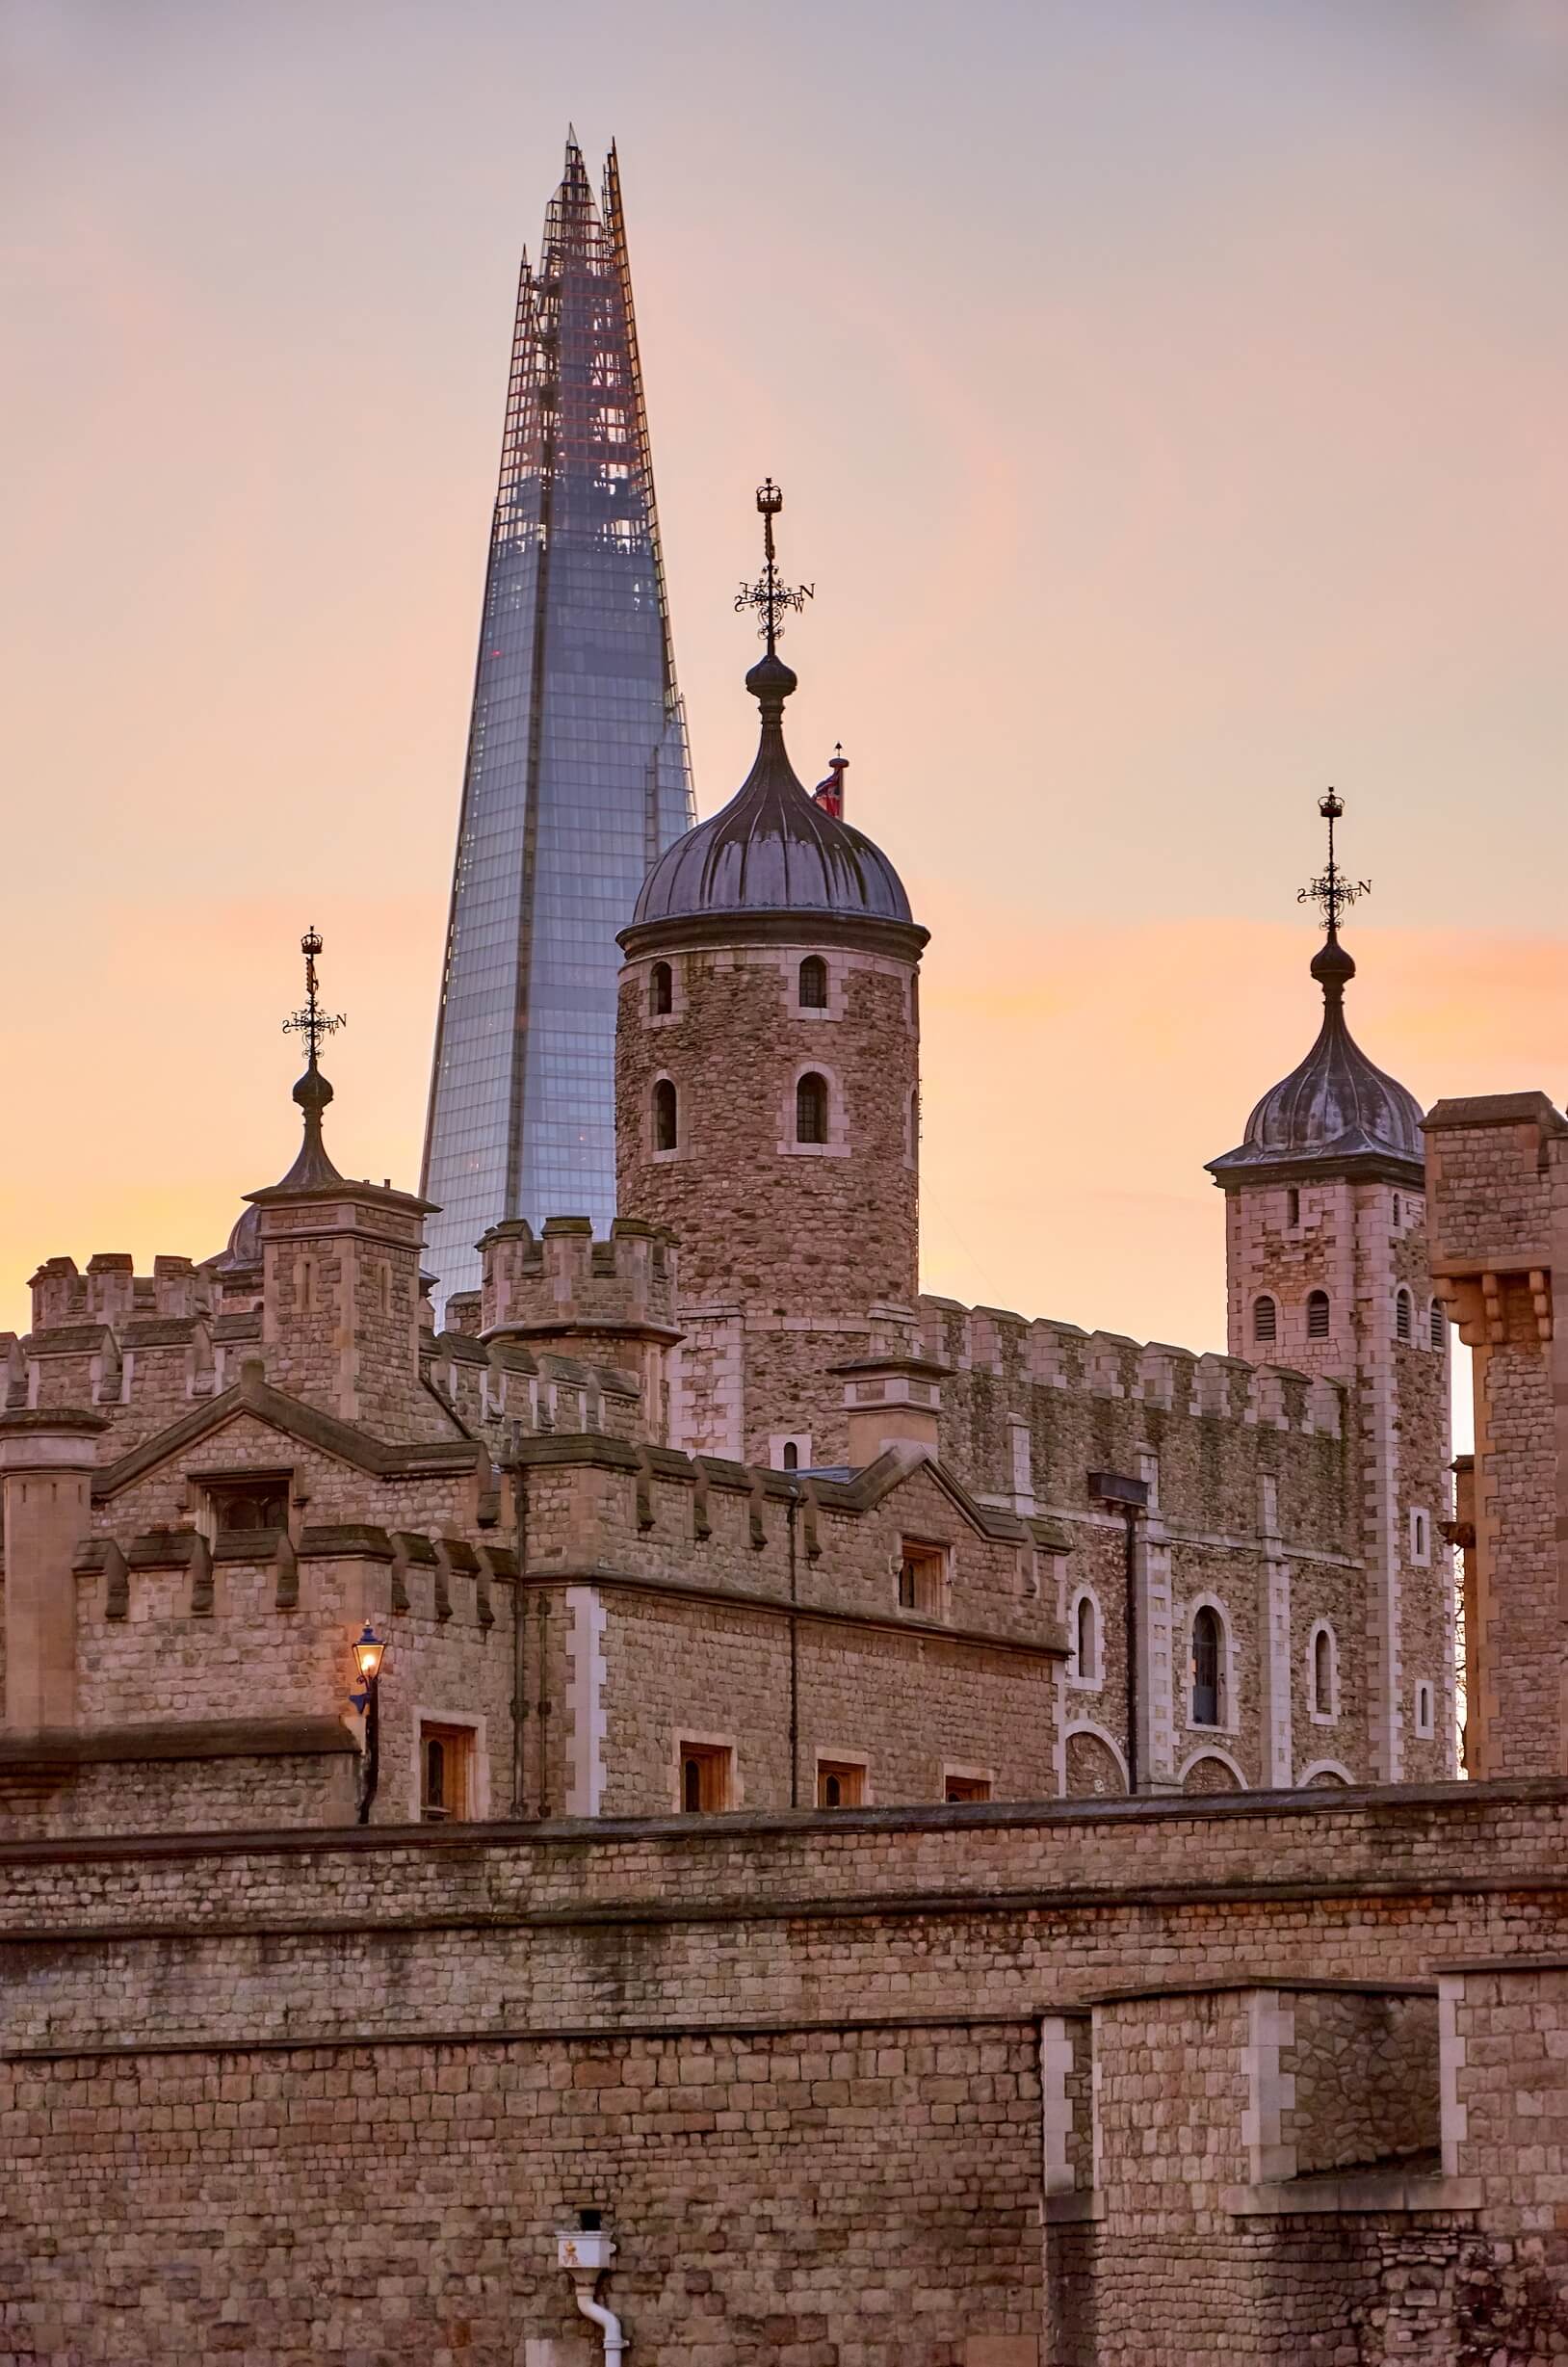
[{"left": 5, "top": 651, "right": 1565, "bottom": 2359}]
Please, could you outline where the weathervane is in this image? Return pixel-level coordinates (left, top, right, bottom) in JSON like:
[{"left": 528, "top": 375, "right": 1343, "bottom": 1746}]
[
  {"left": 1297, "top": 790, "right": 1370, "bottom": 938},
  {"left": 735, "top": 479, "right": 813, "bottom": 654},
  {"left": 282, "top": 927, "right": 346, "bottom": 1070}
]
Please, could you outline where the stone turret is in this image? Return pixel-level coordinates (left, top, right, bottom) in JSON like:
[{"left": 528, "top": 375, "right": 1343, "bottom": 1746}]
[
  {"left": 1208, "top": 799, "right": 1451, "bottom": 1785},
  {"left": 479, "top": 1216, "right": 680, "bottom": 1442},
  {"left": 614, "top": 550, "right": 928, "bottom": 1467}
]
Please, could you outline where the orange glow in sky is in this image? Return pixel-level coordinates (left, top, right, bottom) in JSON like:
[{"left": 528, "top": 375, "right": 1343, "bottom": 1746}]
[{"left": 3, "top": 0, "right": 1566, "bottom": 1361}]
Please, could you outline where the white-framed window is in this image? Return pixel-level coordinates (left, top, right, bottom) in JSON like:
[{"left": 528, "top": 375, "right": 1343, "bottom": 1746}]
[
  {"left": 1068, "top": 1588, "right": 1102, "bottom": 1689},
  {"left": 781, "top": 1062, "right": 848, "bottom": 1158},
  {"left": 651, "top": 1074, "right": 679, "bottom": 1157},
  {"left": 797, "top": 955, "right": 829, "bottom": 1012},
  {"left": 1308, "top": 1620, "right": 1338, "bottom": 1723},
  {"left": 1187, "top": 1597, "right": 1233, "bottom": 1731},
  {"left": 1409, "top": 1507, "right": 1431, "bottom": 1566},
  {"left": 1414, "top": 1680, "right": 1435, "bottom": 1741}
]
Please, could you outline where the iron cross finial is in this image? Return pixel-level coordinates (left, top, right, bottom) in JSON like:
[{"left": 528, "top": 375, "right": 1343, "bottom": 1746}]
[
  {"left": 735, "top": 478, "right": 814, "bottom": 653},
  {"left": 282, "top": 927, "right": 347, "bottom": 1068},
  {"left": 1297, "top": 789, "right": 1371, "bottom": 938}
]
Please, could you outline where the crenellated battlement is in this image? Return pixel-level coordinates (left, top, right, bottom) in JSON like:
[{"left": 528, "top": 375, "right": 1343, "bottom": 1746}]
[
  {"left": 479, "top": 1215, "right": 677, "bottom": 1340},
  {"left": 29, "top": 1253, "right": 206, "bottom": 1334},
  {"left": 918, "top": 1298, "right": 1344, "bottom": 1441}
]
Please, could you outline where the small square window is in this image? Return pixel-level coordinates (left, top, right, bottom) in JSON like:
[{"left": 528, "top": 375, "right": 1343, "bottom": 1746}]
[
  {"left": 897, "top": 1541, "right": 946, "bottom": 1615},
  {"left": 679, "top": 1741, "right": 733, "bottom": 1813},
  {"left": 816, "top": 1759, "right": 866, "bottom": 1808},
  {"left": 420, "top": 1722, "right": 476, "bottom": 1822},
  {"left": 945, "top": 1774, "right": 991, "bottom": 1803}
]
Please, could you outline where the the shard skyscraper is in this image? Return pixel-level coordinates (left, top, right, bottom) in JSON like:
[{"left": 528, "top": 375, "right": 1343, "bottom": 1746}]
[{"left": 422, "top": 135, "right": 695, "bottom": 1308}]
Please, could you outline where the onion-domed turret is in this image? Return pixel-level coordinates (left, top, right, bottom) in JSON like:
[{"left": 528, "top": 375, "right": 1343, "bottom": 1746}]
[
  {"left": 623, "top": 650, "right": 918, "bottom": 947},
  {"left": 1208, "top": 795, "right": 1424, "bottom": 1188}
]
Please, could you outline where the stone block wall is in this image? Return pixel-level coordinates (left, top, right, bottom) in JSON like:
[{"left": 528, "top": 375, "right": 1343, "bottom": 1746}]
[
  {"left": 1425, "top": 1092, "right": 1568, "bottom": 1781},
  {"left": 0, "top": 2017, "right": 1045, "bottom": 2367}
]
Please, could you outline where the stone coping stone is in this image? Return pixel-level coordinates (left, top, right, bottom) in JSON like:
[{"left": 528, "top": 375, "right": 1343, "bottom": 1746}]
[
  {"left": 1439, "top": 1952, "right": 1568, "bottom": 1975},
  {"left": 1424, "top": 1090, "right": 1567, "bottom": 1132},
  {"left": 0, "top": 1717, "right": 356, "bottom": 1770},
  {"left": 1224, "top": 2172, "right": 1481, "bottom": 2217},
  {"left": 1, "top": 1773, "right": 1564, "bottom": 1872},
  {"left": 1085, "top": 1974, "right": 1438, "bottom": 2007}
]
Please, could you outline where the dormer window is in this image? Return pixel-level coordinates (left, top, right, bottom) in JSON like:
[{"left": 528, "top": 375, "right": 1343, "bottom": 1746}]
[{"left": 204, "top": 1476, "right": 290, "bottom": 1536}]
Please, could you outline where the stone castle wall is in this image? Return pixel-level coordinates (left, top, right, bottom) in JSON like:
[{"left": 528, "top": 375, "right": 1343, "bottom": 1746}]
[{"left": 4, "top": 1785, "right": 1568, "bottom": 2363}]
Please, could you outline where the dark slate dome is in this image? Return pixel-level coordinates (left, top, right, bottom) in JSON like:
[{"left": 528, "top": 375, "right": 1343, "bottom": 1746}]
[
  {"left": 1208, "top": 934, "right": 1424, "bottom": 1182},
  {"left": 627, "top": 653, "right": 916, "bottom": 934}
]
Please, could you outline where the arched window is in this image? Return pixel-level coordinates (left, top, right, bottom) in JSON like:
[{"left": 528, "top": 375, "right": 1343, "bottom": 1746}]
[
  {"left": 1075, "top": 1593, "right": 1098, "bottom": 1682},
  {"left": 1396, "top": 1287, "right": 1413, "bottom": 1342},
  {"left": 1313, "top": 1625, "right": 1334, "bottom": 1717},
  {"left": 1252, "top": 1295, "right": 1277, "bottom": 1345},
  {"left": 796, "top": 1071, "right": 828, "bottom": 1145},
  {"left": 797, "top": 956, "right": 827, "bottom": 1010},
  {"left": 649, "top": 960, "right": 673, "bottom": 1016},
  {"left": 1306, "top": 1290, "right": 1330, "bottom": 1339},
  {"left": 781, "top": 1441, "right": 798, "bottom": 1471},
  {"left": 1415, "top": 1680, "right": 1435, "bottom": 1740},
  {"left": 1429, "top": 1302, "right": 1445, "bottom": 1351},
  {"left": 1191, "top": 1606, "right": 1222, "bottom": 1727},
  {"left": 652, "top": 1078, "right": 678, "bottom": 1152}
]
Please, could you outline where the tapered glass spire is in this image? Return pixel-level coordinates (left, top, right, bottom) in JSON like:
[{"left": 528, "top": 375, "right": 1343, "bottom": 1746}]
[{"left": 421, "top": 134, "right": 694, "bottom": 1308}]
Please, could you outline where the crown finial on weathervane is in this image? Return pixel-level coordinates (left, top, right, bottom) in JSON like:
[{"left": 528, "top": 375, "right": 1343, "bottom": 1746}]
[
  {"left": 734, "top": 479, "right": 814, "bottom": 724},
  {"left": 1297, "top": 789, "right": 1371, "bottom": 1002},
  {"left": 274, "top": 927, "right": 347, "bottom": 1190}
]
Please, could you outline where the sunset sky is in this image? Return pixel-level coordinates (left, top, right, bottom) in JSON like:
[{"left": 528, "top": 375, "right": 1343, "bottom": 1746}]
[{"left": 3, "top": 0, "right": 1566, "bottom": 1397}]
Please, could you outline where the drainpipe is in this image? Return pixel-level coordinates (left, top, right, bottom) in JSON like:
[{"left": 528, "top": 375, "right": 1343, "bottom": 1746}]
[
  {"left": 1088, "top": 1471, "right": 1150, "bottom": 1795},
  {"left": 558, "top": 2221, "right": 625, "bottom": 2361},
  {"left": 785, "top": 1481, "right": 800, "bottom": 1807}
]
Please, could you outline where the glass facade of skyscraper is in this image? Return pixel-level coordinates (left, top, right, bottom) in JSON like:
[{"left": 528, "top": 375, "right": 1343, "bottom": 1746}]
[{"left": 421, "top": 139, "right": 694, "bottom": 1309}]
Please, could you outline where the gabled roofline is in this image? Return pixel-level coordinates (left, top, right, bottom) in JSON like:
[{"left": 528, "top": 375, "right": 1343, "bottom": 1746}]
[{"left": 94, "top": 1363, "right": 480, "bottom": 1501}]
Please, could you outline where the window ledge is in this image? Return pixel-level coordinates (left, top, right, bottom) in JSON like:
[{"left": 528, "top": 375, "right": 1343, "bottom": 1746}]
[{"left": 777, "top": 1141, "right": 850, "bottom": 1159}]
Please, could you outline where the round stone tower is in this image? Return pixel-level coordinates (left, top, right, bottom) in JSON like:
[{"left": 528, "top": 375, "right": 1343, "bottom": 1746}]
[{"left": 614, "top": 624, "right": 928, "bottom": 1468}]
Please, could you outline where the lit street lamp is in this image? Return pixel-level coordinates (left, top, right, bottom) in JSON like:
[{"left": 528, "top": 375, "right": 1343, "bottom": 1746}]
[{"left": 350, "top": 1622, "right": 386, "bottom": 1825}]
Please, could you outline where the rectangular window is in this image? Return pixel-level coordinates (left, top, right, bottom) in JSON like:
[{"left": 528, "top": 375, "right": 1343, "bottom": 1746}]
[
  {"left": 1415, "top": 1681, "right": 1435, "bottom": 1740},
  {"left": 202, "top": 1473, "right": 292, "bottom": 1538},
  {"left": 944, "top": 1774, "right": 991, "bottom": 1803},
  {"left": 1409, "top": 1508, "right": 1431, "bottom": 1565},
  {"left": 816, "top": 1759, "right": 867, "bottom": 1808},
  {"left": 897, "top": 1541, "right": 946, "bottom": 1615},
  {"left": 420, "top": 1721, "right": 476, "bottom": 1822},
  {"left": 679, "top": 1741, "right": 733, "bottom": 1813}
]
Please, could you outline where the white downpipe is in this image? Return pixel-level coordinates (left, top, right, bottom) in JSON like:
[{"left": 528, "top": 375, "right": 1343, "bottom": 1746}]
[{"left": 569, "top": 2274, "right": 625, "bottom": 2362}]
